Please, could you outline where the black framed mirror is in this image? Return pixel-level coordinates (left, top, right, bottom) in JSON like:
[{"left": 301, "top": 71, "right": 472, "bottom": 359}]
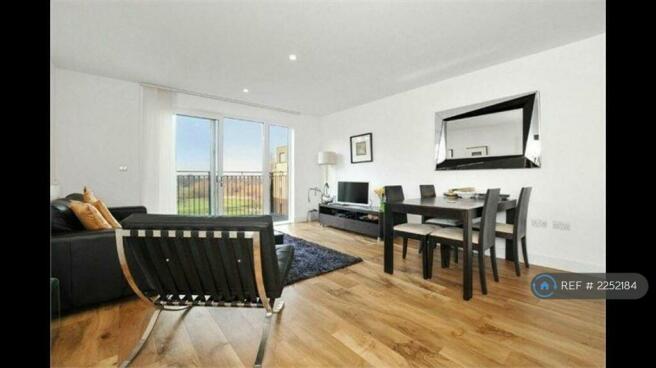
[{"left": 435, "top": 91, "right": 541, "bottom": 170}]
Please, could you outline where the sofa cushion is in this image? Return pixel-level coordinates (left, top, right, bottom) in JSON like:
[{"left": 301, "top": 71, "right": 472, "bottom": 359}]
[
  {"left": 275, "top": 244, "right": 295, "bottom": 285},
  {"left": 69, "top": 201, "right": 113, "bottom": 230},
  {"left": 51, "top": 198, "right": 85, "bottom": 234},
  {"left": 93, "top": 200, "right": 122, "bottom": 229},
  {"left": 83, "top": 186, "right": 98, "bottom": 203}
]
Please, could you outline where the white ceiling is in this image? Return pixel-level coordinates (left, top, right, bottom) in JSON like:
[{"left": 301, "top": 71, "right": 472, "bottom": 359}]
[{"left": 51, "top": 0, "right": 605, "bottom": 116}]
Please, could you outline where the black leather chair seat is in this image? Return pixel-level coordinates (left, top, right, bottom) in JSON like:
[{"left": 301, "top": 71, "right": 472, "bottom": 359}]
[
  {"left": 275, "top": 244, "right": 295, "bottom": 285},
  {"left": 274, "top": 230, "right": 285, "bottom": 245}
]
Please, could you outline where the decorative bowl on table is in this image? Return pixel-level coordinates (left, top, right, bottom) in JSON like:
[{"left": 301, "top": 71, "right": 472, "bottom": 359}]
[
  {"left": 443, "top": 192, "right": 459, "bottom": 200},
  {"left": 446, "top": 187, "right": 476, "bottom": 199},
  {"left": 454, "top": 191, "right": 476, "bottom": 199}
]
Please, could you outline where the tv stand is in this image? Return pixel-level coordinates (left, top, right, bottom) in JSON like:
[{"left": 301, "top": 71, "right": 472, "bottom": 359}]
[{"left": 318, "top": 203, "right": 384, "bottom": 239}]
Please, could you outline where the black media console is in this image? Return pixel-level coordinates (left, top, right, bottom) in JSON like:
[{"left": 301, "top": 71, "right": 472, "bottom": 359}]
[{"left": 318, "top": 203, "right": 384, "bottom": 239}]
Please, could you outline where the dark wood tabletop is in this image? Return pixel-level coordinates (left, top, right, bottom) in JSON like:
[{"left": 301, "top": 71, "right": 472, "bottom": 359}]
[{"left": 393, "top": 197, "right": 516, "bottom": 210}]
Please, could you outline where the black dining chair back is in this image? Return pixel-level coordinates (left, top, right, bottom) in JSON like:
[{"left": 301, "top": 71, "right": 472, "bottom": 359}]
[
  {"left": 384, "top": 186, "right": 408, "bottom": 224},
  {"left": 419, "top": 185, "right": 436, "bottom": 198},
  {"left": 478, "top": 188, "right": 501, "bottom": 251},
  {"left": 514, "top": 187, "right": 532, "bottom": 238},
  {"left": 385, "top": 185, "right": 405, "bottom": 202}
]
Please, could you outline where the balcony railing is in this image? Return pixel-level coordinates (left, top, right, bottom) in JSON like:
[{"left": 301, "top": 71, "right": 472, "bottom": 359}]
[{"left": 176, "top": 171, "right": 288, "bottom": 220}]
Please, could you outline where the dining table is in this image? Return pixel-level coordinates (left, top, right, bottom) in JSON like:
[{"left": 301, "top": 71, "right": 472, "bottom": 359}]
[{"left": 383, "top": 196, "right": 517, "bottom": 300}]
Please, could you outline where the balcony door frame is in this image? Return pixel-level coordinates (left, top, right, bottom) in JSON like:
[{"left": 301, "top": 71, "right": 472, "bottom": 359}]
[
  {"left": 174, "top": 108, "right": 293, "bottom": 222},
  {"left": 175, "top": 110, "right": 223, "bottom": 215}
]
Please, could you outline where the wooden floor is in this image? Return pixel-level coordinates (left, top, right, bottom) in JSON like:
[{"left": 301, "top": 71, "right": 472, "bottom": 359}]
[{"left": 51, "top": 222, "right": 605, "bottom": 367}]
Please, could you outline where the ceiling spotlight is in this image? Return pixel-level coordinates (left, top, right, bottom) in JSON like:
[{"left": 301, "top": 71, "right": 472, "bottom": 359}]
[
  {"left": 243, "top": 88, "right": 249, "bottom": 93},
  {"left": 288, "top": 54, "right": 297, "bottom": 61}
]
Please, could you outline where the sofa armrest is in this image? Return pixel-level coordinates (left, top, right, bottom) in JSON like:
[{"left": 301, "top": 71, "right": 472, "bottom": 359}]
[
  {"left": 109, "top": 206, "right": 147, "bottom": 222},
  {"left": 52, "top": 230, "right": 122, "bottom": 311}
]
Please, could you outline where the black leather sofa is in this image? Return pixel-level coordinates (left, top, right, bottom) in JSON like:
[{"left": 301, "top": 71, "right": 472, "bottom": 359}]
[{"left": 51, "top": 193, "right": 148, "bottom": 313}]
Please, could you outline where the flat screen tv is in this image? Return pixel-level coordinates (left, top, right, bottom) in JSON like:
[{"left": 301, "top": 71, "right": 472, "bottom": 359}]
[{"left": 337, "top": 182, "right": 369, "bottom": 205}]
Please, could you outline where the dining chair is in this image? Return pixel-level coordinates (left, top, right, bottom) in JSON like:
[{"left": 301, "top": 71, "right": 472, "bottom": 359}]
[
  {"left": 115, "top": 214, "right": 294, "bottom": 368},
  {"left": 384, "top": 186, "right": 440, "bottom": 277},
  {"left": 473, "top": 187, "right": 532, "bottom": 276},
  {"left": 419, "top": 184, "right": 462, "bottom": 260},
  {"left": 427, "top": 188, "right": 501, "bottom": 294},
  {"left": 420, "top": 185, "right": 463, "bottom": 227}
]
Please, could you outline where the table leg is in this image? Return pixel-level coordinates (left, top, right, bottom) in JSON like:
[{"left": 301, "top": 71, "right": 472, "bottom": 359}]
[
  {"left": 462, "top": 210, "right": 473, "bottom": 300},
  {"left": 421, "top": 240, "right": 428, "bottom": 279},
  {"left": 505, "top": 208, "right": 516, "bottom": 260},
  {"left": 426, "top": 239, "right": 434, "bottom": 279},
  {"left": 384, "top": 204, "right": 394, "bottom": 274}
]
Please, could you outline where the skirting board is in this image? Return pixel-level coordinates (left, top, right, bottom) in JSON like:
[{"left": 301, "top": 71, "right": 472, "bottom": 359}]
[{"left": 491, "top": 244, "right": 605, "bottom": 273}]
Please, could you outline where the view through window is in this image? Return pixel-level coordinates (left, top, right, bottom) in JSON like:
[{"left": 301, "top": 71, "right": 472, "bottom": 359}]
[{"left": 175, "top": 115, "right": 290, "bottom": 220}]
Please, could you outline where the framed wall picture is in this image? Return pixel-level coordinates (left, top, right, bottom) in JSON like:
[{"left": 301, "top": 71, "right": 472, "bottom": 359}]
[{"left": 350, "top": 133, "right": 373, "bottom": 163}]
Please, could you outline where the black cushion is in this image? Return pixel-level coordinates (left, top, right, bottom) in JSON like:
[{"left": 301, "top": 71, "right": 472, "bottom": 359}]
[
  {"left": 275, "top": 244, "right": 295, "bottom": 284},
  {"left": 51, "top": 198, "right": 84, "bottom": 234},
  {"left": 66, "top": 193, "right": 84, "bottom": 201},
  {"left": 273, "top": 230, "right": 285, "bottom": 245}
]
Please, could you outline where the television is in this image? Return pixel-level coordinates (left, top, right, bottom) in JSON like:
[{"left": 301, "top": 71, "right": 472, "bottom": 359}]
[{"left": 337, "top": 181, "right": 369, "bottom": 205}]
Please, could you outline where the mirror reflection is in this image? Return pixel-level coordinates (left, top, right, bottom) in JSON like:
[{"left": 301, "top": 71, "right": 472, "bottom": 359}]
[
  {"left": 435, "top": 91, "right": 540, "bottom": 170},
  {"left": 445, "top": 108, "right": 523, "bottom": 159}
]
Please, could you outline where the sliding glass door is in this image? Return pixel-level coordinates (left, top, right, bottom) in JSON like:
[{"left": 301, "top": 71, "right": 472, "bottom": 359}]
[
  {"left": 175, "top": 115, "right": 216, "bottom": 215},
  {"left": 175, "top": 114, "right": 290, "bottom": 220},
  {"left": 269, "top": 125, "right": 290, "bottom": 221},
  {"left": 222, "top": 118, "right": 263, "bottom": 215}
]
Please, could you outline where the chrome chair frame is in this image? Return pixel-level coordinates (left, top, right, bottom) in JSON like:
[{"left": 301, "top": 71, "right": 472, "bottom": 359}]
[{"left": 115, "top": 228, "right": 284, "bottom": 368}]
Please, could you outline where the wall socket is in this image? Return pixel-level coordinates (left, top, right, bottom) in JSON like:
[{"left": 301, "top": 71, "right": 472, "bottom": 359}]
[
  {"left": 552, "top": 221, "right": 571, "bottom": 231},
  {"left": 531, "top": 218, "right": 548, "bottom": 228},
  {"left": 119, "top": 165, "right": 128, "bottom": 172}
]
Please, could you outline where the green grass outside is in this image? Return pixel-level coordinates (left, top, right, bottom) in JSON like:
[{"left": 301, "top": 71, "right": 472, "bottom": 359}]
[{"left": 177, "top": 196, "right": 262, "bottom": 216}]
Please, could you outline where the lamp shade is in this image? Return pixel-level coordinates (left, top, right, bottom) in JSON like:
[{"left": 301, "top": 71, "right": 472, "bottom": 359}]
[{"left": 317, "top": 151, "right": 336, "bottom": 165}]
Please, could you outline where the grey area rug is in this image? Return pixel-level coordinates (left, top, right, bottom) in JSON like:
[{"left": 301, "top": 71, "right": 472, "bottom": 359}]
[{"left": 282, "top": 233, "right": 363, "bottom": 285}]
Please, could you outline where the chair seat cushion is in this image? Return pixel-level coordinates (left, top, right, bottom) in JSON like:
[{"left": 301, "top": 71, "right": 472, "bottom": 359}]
[
  {"left": 275, "top": 244, "right": 295, "bottom": 284},
  {"left": 425, "top": 217, "right": 462, "bottom": 227},
  {"left": 430, "top": 227, "right": 479, "bottom": 244},
  {"left": 472, "top": 221, "right": 514, "bottom": 234},
  {"left": 394, "top": 223, "right": 440, "bottom": 236}
]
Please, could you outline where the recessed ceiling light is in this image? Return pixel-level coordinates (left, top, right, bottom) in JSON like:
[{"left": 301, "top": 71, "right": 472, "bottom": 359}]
[
  {"left": 288, "top": 54, "right": 297, "bottom": 61},
  {"left": 243, "top": 88, "right": 249, "bottom": 93}
]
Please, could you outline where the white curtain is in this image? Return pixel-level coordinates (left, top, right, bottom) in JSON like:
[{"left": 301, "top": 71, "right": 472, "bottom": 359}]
[{"left": 140, "top": 86, "right": 177, "bottom": 214}]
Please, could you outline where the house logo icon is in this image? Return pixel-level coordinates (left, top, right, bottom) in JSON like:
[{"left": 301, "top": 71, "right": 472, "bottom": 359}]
[{"left": 531, "top": 274, "right": 557, "bottom": 299}]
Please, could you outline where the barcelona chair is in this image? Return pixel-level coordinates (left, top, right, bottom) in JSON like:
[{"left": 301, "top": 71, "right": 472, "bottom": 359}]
[{"left": 115, "top": 214, "right": 294, "bottom": 368}]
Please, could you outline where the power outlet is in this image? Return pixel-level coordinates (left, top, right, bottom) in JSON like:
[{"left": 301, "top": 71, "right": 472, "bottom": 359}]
[
  {"left": 531, "top": 218, "right": 548, "bottom": 228},
  {"left": 552, "top": 221, "right": 571, "bottom": 231},
  {"left": 119, "top": 165, "right": 128, "bottom": 172}
]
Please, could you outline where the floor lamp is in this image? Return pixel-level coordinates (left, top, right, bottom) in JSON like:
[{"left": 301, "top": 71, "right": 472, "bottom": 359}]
[{"left": 317, "top": 151, "right": 336, "bottom": 202}]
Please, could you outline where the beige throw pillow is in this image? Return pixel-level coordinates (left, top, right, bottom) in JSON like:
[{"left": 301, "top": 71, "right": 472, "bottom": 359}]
[
  {"left": 83, "top": 186, "right": 98, "bottom": 203},
  {"left": 69, "top": 200, "right": 112, "bottom": 230},
  {"left": 93, "top": 200, "right": 122, "bottom": 229}
]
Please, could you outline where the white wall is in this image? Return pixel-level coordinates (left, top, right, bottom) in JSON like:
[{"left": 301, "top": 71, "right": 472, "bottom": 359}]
[
  {"left": 52, "top": 67, "right": 321, "bottom": 220},
  {"left": 53, "top": 68, "right": 142, "bottom": 205},
  {"left": 319, "top": 34, "right": 606, "bottom": 272}
]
